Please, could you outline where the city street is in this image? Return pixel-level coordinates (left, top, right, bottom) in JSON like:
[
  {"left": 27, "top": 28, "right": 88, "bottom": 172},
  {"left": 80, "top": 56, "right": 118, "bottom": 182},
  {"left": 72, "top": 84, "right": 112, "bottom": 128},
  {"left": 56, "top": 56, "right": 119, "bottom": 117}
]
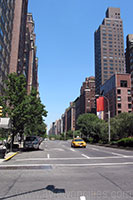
[{"left": 0, "top": 140, "right": 133, "bottom": 200}]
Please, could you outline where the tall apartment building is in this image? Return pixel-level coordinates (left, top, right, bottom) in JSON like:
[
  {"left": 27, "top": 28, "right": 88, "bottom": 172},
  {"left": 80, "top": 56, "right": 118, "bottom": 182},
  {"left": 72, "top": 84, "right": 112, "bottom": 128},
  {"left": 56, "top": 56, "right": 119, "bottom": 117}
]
[
  {"left": 9, "top": 0, "right": 28, "bottom": 74},
  {"left": 100, "top": 73, "right": 132, "bottom": 119},
  {"left": 95, "top": 7, "right": 125, "bottom": 95},
  {"left": 80, "top": 77, "right": 95, "bottom": 114},
  {"left": 24, "top": 13, "right": 38, "bottom": 94},
  {"left": 65, "top": 102, "right": 75, "bottom": 132},
  {"left": 74, "top": 77, "right": 96, "bottom": 129},
  {"left": 0, "top": 0, "right": 15, "bottom": 94},
  {"left": 125, "top": 34, "right": 133, "bottom": 111}
]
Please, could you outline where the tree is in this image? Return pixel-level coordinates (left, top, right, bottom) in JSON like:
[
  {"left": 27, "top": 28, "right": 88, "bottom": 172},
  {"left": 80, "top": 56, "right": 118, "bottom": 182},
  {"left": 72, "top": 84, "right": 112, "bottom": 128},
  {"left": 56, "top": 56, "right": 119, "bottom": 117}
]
[
  {"left": 111, "top": 112, "right": 133, "bottom": 140},
  {"left": 76, "top": 113, "right": 105, "bottom": 142},
  {"left": 0, "top": 73, "right": 27, "bottom": 142},
  {"left": 0, "top": 73, "right": 47, "bottom": 144},
  {"left": 24, "top": 88, "right": 47, "bottom": 136}
]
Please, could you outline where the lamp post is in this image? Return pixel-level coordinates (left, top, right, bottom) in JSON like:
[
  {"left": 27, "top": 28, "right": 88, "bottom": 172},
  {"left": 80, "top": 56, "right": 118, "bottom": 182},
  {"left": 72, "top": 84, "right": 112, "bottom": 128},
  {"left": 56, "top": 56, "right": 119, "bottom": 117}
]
[
  {"left": 95, "top": 95, "right": 111, "bottom": 143},
  {"left": 103, "top": 96, "right": 110, "bottom": 143}
]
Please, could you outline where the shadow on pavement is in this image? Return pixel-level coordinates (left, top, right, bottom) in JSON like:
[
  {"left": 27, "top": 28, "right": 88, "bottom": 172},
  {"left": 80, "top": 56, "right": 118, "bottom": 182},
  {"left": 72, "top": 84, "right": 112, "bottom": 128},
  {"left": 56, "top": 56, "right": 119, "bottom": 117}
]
[{"left": 0, "top": 185, "right": 65, "bottom": 199}]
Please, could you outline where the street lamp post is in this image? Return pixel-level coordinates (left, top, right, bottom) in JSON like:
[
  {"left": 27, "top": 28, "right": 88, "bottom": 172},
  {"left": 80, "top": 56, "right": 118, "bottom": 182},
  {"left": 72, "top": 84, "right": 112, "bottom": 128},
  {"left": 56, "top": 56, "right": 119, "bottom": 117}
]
[
  {"left": 96, "top": 95, "right": 111, "bottom": 143},
  {"left": 103, "top": 96, "right": 111, "bottom": 143}
]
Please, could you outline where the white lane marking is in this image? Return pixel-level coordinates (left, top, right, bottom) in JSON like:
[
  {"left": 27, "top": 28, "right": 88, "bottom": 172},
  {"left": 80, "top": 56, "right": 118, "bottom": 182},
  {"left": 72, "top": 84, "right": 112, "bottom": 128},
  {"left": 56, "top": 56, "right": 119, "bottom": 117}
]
[
  {"left": 46, "top": 148, "right": 64, "bottom": 151},
  {"left": 16, "top": 155, "right": 133, "bottom": 162},
  {"left": 1, "top": 162, "right": 133, "bottom": 168},
  {"left": 82, "top": 154, "right": 90, "bottom": 159},
  {"left": 70, "top": 148, "right": 75, "bottom": 152},
  {"left": 16, "top": 157, "right": 86, "bottom": 161},
  {"left": 91, "top": 148, "right": 99, "bottom": 151},
  {"left": 47, "top": 154, "right": 50, "bottom": 159},
  {"left": 80, "top": 196, "right": 86, "bottom": 200},
  {"left": 112, "top": 153, "right": 127, "bottom": 157},
  {"left": 53, "top": 162, "right": 133, "bottom": 167}
]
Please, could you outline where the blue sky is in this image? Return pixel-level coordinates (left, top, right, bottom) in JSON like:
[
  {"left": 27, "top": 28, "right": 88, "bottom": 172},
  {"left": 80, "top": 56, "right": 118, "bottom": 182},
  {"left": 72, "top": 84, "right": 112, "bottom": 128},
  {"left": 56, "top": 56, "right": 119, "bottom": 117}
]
[{"left": 28, "top": 0, "right": 133, "bottom": 130}]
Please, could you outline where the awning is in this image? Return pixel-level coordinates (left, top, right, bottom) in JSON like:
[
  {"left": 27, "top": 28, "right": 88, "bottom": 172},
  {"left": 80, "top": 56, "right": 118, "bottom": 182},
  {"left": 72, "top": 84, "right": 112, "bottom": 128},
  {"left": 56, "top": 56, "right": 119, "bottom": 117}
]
[{"left": 0, "top": 118, "right": 11, "bottom": 129}]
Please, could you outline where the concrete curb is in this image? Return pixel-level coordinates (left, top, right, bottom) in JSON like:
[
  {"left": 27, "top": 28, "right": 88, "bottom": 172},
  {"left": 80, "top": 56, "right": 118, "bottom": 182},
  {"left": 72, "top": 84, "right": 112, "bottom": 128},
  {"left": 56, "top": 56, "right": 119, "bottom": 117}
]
[{"left": 4, "top": 152, "right": 18, "bottom": 161}]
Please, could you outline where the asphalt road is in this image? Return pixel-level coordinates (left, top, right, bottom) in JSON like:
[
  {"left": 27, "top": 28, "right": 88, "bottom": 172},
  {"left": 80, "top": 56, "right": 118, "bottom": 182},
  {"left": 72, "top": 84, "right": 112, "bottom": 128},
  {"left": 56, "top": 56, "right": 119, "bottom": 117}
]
[{"left": 0, "top": 140, "right": 133, "bottom": 200}]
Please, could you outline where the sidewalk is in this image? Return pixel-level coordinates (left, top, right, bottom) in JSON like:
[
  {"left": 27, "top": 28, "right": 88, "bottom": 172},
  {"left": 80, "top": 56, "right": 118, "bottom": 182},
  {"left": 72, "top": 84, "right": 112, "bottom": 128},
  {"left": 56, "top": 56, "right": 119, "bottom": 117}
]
[{"left": 0, "top": 142, "right": 23, "bottom": 163}]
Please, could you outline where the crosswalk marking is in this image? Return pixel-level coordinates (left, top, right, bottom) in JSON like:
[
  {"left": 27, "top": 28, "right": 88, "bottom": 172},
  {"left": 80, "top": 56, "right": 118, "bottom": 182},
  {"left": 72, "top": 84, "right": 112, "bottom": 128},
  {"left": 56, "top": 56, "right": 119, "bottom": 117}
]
[
  {"left": 81, "top": 154, "right": 90, "bottom": 159},
  {"left": 80, "top": 196, "right": 86, "bottom": 200}
]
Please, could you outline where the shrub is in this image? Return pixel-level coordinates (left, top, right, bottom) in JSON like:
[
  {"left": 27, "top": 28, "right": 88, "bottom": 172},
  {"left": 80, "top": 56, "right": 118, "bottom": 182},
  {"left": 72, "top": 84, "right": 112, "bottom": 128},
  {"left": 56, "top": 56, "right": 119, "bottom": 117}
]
[
  {"left": 117, "top": 137, "right": 133, "bottom": 147},
  {"left": 88, "top": 137, "right": 93, "bottom": 144}
]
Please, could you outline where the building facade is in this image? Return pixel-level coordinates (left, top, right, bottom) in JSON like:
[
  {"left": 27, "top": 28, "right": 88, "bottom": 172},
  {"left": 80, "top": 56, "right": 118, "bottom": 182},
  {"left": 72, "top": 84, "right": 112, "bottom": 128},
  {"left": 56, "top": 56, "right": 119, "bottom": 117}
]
[
  {"left": 125, "top": 34, "right": 133, "bottom": 111},
  {"left": 95, "top": 7, "right": 125, "bottom": 94},
  {"left": 100, "top": 73, "right": 132, "bottom": 119},
  {"left": 65, "top": 102, "right": 75, "bottom": 132},
  {"left": 80, "top": 77, "right": 96, "bottom": 114},
  {"left": 0, "top": 0, "right": 15, "bottom": 94},
  {"left": 24, "top": 13, "right": 38, "bottom": 94},
  {"left": 9, "top": 0, "right": 28, "bottom": 74}
]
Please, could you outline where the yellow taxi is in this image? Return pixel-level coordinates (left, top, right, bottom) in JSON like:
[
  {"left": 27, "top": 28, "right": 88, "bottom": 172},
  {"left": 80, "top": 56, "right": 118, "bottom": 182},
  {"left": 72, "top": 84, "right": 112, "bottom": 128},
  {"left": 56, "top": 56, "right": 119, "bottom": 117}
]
[{"left": 71, "top": 137, "right": 86, "bottom": 148}]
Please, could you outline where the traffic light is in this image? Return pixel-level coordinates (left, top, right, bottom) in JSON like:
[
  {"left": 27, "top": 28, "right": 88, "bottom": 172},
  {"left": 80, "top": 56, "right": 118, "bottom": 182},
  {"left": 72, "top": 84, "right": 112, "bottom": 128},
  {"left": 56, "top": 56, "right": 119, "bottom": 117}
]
[{"left": 0, "top": 106, "right": 3, "bottom": 117}]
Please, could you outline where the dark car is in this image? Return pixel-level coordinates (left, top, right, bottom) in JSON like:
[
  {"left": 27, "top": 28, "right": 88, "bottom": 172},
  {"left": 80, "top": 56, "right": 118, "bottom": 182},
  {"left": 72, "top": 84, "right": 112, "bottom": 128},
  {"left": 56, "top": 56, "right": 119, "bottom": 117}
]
[{"left": 24, "top": 136, "right": 40, "bottom": 150}]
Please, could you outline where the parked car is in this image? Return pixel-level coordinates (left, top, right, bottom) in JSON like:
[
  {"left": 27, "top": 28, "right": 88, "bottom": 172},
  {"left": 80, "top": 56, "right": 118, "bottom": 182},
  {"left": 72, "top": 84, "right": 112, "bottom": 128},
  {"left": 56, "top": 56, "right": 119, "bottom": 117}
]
[
  {"left": 71, "top": 137, "right": 86, "bottom": 148},
  {"left": 24, "top": 136, "right": 40, "bottom": 150}
]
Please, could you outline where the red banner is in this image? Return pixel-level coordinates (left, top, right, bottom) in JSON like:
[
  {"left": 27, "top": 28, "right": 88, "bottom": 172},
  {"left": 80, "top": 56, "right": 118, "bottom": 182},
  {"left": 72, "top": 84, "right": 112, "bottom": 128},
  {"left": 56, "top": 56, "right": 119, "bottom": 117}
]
[{"left": 96, "top": 97, "right": 104, "bottom": 112}]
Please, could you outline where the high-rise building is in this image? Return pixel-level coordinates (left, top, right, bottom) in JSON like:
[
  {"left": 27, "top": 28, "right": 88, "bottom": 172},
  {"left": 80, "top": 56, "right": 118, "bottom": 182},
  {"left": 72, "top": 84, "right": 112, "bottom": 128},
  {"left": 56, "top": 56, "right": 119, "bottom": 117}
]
[
  {"left": 9, "top": 0, "right": 28, "bottom": 74},
  {"left": 94, "top": 7, "right": 125, "bottom": 94},
  {"left": 125, "top": 34, "right": 133, "bottom": 111},
  {"left": 80, "top": 77, "right": 96, "bottom": 114},
  {"left": 24, "top": 13, "right": 38, "bottom": 94},
  {"left": 65, "top": 102, "right": 75, "bottom": 132},
  {"left": 0, "top": 0, "right": 15, "bottom": 94}
]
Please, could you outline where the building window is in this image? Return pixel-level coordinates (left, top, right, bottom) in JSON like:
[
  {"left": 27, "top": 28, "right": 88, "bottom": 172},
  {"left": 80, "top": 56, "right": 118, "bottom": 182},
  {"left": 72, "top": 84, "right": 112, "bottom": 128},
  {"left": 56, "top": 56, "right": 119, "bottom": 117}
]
[
  {"left": 118, "top": 104, "right": 121, "bottom": 109},
  {"left": 128, "top": 97, "right": 131, "bottom": 102},
  {"left": 117, "top": 89, "right": 121, "bottom": 94},
  {"left": 117, "top": 96, "right": 121, "bottom": 101},
  {"left": 128, "top": 104, "right": 132, "bottom": 109},
  {"left": 120, "top": 80, "right": 127, "bottom": 87},
  {"left": 118, "top": 111, "right": 121, "bottom": 114},
  {"left": 128, "top": 90, "right": 131, "bottom": 95}
]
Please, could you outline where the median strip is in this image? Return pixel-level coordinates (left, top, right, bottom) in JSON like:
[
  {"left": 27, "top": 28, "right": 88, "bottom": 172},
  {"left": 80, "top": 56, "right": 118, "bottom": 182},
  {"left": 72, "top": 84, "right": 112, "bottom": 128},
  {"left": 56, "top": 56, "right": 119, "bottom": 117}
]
[{"left": 4, "top": 152, "right": 18, "bottom": 161}]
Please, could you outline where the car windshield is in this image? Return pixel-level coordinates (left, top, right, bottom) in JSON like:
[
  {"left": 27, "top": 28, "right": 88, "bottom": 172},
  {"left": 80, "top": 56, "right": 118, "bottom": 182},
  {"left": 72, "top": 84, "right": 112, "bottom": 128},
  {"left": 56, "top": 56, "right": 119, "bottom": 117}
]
[
  {"left": 25, "top": 137, "right": 36, "bottom": 141},
  {"left": 74, "top": 139, "right": 84, "bottom": 142}
]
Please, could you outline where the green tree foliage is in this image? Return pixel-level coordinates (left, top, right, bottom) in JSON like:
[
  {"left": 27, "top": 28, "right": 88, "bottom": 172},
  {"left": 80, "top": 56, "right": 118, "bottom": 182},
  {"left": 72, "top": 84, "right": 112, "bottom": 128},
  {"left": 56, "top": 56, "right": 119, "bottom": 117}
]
[
  {"left": 77, "top": 113, "right": 107, "bottom": 143},
  {"left": 0, "top": 73, "right": 47, "bottom": 142},
  {"left": 24, "top": 88, "right": 47, "bottom": 136},
  {"left": 111, "top": 112, "right": 133, "bottom": 140}
]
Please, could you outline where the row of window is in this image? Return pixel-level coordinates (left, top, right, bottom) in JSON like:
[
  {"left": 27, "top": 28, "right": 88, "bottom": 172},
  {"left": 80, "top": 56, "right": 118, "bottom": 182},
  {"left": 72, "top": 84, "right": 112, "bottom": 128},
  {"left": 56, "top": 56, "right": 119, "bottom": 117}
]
[
  {"left": 117, "top": 89, "right": 131, "bottom": 94},
  {"left": 117, "top": 103, "right": 132, "bottom": 109},
  {"left": 117, "top": 96, "right": 131, "bottom": 102}
]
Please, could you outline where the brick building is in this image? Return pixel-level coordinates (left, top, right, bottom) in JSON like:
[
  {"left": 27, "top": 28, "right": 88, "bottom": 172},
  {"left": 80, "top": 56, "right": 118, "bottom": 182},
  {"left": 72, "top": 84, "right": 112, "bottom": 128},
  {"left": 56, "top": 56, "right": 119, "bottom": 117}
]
[
  {"left": 25, "top": 13, "right": 39, "bottom": 94},
  {"left": 80, "top": 77, "right": 95, "bottom": 114},
  {"left": 125, "top": 34, "right": 133, "bottom": 111},
  {"left": 100, "top": 73, "right": 132, "bottom": 119},
  {"left": 0, "top": 0, "right": 15, "bottom": 94},
  {"left": 65, "top": 102, "right": 75, "bottom": 132},
  {"left": 9, "top": 0, "right": 28, "bottom": 74}
]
